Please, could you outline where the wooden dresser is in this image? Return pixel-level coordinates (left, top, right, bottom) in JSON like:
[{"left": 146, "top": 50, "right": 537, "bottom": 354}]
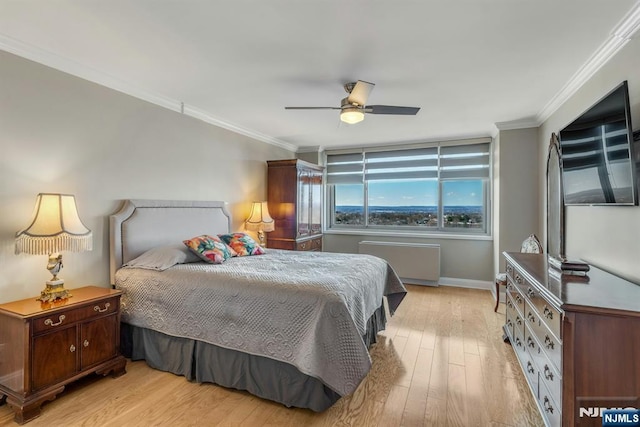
[
  {"left": 0, "top": 286, "right": 127, "bottom": 424},
  {"left": 503, "top": 252, "right": 640, "bottom": 427},
  {"left": 267, "top": 159, "right": 324, "bottom": 251}
]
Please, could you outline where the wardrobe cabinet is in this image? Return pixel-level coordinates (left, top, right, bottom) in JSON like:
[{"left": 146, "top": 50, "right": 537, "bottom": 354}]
[{"left": 267, "top": 159, "right": 324, "bottom": 251}]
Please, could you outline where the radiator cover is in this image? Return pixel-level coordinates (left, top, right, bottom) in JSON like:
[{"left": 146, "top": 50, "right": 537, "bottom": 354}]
[{"left": 358, "top": 241, "right": 440, "bottom": 286}]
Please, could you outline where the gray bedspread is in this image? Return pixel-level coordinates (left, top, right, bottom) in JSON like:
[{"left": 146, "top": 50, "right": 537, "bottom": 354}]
[{"left": 115, "top": 249, "right": 406, "bottom": 396}]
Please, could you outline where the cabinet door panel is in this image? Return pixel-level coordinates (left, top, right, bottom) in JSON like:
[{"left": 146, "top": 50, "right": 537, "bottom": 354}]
[
  {"left": 32, "top": 327, "right": 77, "bottom": 390},
  {"left": 310, "top": 172, "right": 322, "bottom": 234},
  {"left": 81, "top": 315, "right": 117, "bottom": 369},
  {"left": 297, "top": 170, "right": 310, "bottom": 237}
]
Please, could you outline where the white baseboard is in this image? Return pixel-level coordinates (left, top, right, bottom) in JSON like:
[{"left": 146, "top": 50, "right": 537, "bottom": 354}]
[
  {"left": 438, "top": 277, "right": 493, "bottom": 291},
  {"left": 400, "top": 277, "right": 439, "bottom": 287}
]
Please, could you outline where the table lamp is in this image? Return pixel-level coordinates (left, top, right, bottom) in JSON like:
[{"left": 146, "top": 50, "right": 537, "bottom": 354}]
[
  {"left": 245, "top": 201, "right": 275, "bottom": 247},
  {"left": 15, "top": 193, "right": 93, "bottom": 302}
]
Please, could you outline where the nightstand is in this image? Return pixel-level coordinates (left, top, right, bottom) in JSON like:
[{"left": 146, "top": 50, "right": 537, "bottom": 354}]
[{"left": 0, "top": 286, "right": 127, "bottom": 424}]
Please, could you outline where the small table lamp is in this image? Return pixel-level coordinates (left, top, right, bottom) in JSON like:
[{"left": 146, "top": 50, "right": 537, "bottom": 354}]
[
  {"left": 245, "top": 201, "right": 275, "bottom": 247},
  {"left": 15, "top": 193, "right": 93, "bottom": 302}
]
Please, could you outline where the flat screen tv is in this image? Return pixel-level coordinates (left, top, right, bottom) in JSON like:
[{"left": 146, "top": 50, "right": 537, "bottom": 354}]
[{"left": 559, "top": 81, "right": 638, "bottom": 205}]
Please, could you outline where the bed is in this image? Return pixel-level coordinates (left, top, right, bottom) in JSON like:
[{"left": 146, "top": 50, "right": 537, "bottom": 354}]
[{"left": 109, "top": 199, "right": 406, "bottom": 411}]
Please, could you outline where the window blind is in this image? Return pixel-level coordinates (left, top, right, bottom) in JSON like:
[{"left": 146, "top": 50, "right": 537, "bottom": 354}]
[
  {"left": 326, "top": 152, "right": 364, "bottom": 184},
  {"left": 326, "top": 140, "right": 490, "bottom": 183},
  {"left": 440, "top": 143, "right": 490, "bottom": 179}
]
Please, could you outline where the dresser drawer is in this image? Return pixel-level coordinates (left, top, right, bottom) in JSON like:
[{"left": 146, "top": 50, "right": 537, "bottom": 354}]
[
  {"left": 514, "top": 327, "right": 539, "bottom": 397},
  {"left": 506, "top": 281, "right": 525, "bottom": 315},
  {"left": 296, "top": 237, "right": 322, "bottom": 251},
  {"left": 506, "top": 262, "right": 515, "bottom": 281},
  {"left": 530, "top": 294, "right": 562, "bottom": 340},
  {"left": 538, "top": 377, "right": 562, "bottom": 427},
  {"left": 533, "top": 322, "right": 562, "bottom": 373},
  {"left": 32, "top": 296, "right": 119, "bottom": 335},
  {"left": 535, "top": 351, "right": 562, "bottom": 410},
  {"left": 505, "top": 296, "right": 516, "bottom": 340},
  {"left": 506, "top": 292, "right": 525, "bottom": 338},
  {"left": 522, "top": 328, "right": 541, "bottom": 397}
]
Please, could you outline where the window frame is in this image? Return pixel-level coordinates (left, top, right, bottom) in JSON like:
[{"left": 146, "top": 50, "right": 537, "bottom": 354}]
[{"left": 324, "top": 138, "right": 492, "bottom": 237}]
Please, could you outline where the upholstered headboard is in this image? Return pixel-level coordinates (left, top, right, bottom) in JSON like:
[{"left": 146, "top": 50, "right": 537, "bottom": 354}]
[{"left": 109, "top": 199, "right": 231, "bottom": 284}]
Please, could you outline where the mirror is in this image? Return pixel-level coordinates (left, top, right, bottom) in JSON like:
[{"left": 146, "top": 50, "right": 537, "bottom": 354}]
[{"left": 547, "top": 133, "right": 565, "bottom": 260}]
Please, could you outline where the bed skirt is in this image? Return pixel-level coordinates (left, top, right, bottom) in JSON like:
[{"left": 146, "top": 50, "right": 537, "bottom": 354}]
[{"left": 120, "top": 303, "right": 387, "bottom": 412}]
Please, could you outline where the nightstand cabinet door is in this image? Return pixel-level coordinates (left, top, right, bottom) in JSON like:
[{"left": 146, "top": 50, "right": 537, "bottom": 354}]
[
  {"left": 0, "top": 286, "right": 126, "bottom": 424},
  {"left": 81, "top": 314, "right": 117, "bottom": 369},
  {"left": 32, "top": 327, "right": 77, "bottom": 391}
]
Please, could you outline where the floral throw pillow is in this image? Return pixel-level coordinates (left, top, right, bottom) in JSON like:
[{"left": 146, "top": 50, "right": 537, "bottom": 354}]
[
  {"left": 218, "top": 233, "right": 265, "bottom": 256},
  {"left": 183, "top": 235, "right": 236, "bottom": 264}
]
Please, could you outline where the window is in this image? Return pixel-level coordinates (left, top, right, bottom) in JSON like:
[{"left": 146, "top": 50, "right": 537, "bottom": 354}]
[{"left": 326, "top": 139, "right": 491, "bottom": 235}]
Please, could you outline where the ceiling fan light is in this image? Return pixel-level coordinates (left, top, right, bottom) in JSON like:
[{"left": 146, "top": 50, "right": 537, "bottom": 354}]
[{"left": 340, "top": 108, "right": 364, "bottom": 124}]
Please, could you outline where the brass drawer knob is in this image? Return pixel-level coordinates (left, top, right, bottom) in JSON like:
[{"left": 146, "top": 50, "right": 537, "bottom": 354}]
[
  {"left": 544, "top": 335, "right": 555, "bottom": 350},
  {"left": 94, "top": 302, "right": 110, "bottom": 313},
  {"left": 44, "top": 315, "right": 66, "bottom": 327},
  {"left": 70, "top": 344, "right": 76, "bottom": 353},
  {"left": 544, "top": 364, "right": 554, "bottom": 381},
  {"left": 543, "top": 306, "right": 554, "bottom": 320},
  {"left": 83, "top": 339, "right": 90, "bottom": 347}
]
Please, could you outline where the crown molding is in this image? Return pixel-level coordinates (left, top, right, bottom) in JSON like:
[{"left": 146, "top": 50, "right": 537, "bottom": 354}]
[
  {"left": 494, "top": 119, "right": 540, "bottom": 132},
  {"left": 536, "top": 1, "right": 640, "bottom": 124},
  {"left": 296, "top": 145, "right": 324, "bottom": 154},
  {"left": 0, "top": 33, "right": 298, "bottom": 153},
  {"left": 183, "top": 105, "right": 297, "bottom": 152}
]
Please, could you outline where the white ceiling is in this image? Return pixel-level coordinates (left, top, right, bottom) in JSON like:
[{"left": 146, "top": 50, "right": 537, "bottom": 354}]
[{"left": 1, "top": 1, "right": 639, "bottom": 152}]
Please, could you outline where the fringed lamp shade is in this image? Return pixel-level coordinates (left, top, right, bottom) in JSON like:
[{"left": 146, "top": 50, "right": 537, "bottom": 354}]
[
  {"left": 245, "top": 201, "right": 274, "bottom": 246},
  {"left": 15, "top": 193, "right": 92, "bottom": 301}
]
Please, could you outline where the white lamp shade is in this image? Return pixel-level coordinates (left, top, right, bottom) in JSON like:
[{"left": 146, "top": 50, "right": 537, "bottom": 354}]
[
  {"left": 245, "top": 201, "right": 275, "bottom": 232},
  {"left": 15, "top": 193, "right": 93, "bottom": 255},
  {"left": 340, "top": 108, "right": 365, "bottom": 124}
]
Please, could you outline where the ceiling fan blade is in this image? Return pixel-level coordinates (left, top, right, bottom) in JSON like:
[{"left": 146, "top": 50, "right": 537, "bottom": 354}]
[
  {"left": 365, "top": 105, "right": 420, "bottom": 115},
  {"left": 347, "top": 80, "right": 375, "bottom": 106},
  {"left": 285, "top": 107, "right": 340, "bottom": 110}
]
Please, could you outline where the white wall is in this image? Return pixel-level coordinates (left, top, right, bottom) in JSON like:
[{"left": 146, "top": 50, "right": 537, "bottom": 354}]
[
  {"left": 0, "top": 51, "right": 294, "bottom": 303},
  {"left": 539, "top": 36, "right": 640, "bottom": 283},
  {"left": 493, "top": 127, "right": 540, "bottom": 276}
]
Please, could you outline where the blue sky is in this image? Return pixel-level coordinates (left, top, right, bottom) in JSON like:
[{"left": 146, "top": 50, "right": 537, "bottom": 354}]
[{"left": 335, "top": 180, "right": 483, "bottom": 206}]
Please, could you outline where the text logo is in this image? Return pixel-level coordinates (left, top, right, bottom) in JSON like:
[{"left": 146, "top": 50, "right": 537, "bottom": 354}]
[
  {"left": 601, "top": 409, "right": 640, "bottom": 426},
  {"left": 580, "top": 407, "right": 638, "bottom": 418}
]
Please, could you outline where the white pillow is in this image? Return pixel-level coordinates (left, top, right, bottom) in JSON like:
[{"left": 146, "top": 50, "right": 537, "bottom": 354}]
[{"left": 123, "top": 244, "right": 200, "bottom": 271}]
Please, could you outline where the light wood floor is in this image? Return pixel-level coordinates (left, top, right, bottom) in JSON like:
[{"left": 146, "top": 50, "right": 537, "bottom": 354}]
[{"left": 0, "top": 285, "right": 543, "bottom": 427}]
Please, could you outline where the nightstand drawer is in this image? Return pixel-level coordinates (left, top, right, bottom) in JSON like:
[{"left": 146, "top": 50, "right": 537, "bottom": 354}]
[{"left": 32, "top": 296, "right": 119, "bottom": 335}]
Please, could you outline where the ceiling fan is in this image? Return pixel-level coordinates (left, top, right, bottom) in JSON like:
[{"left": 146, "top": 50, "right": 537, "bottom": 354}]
[{"left": 285, "top": 80, "right": 420, "bottom": 124}]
